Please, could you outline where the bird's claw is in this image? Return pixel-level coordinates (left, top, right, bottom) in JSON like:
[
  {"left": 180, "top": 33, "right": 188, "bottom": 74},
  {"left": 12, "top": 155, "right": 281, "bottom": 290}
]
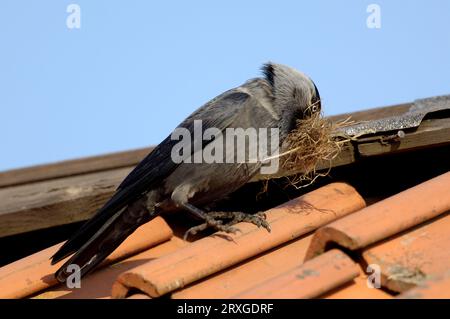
[
  {"left": 230, "top": 211, "right": 271, "bottom": 232},
  {"left": 249, "top": 211, "right": 271, "bottom": 232},
  {"left": 183, "top": 211, "right": 270, "bottom": 240}
]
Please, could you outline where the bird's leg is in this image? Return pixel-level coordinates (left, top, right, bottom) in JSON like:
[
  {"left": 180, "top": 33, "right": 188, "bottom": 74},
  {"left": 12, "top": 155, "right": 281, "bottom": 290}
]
[
  {"left": 181, "top": 203, "right": 271, "bottom": 240},
  {"left": 181, "top": 203, "right": 240, "bottom": 240}
]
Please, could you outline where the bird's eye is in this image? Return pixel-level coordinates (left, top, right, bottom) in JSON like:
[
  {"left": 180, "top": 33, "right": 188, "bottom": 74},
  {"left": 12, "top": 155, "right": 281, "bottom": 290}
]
[{"left": 311, "top": 104, "right": 318, "bottom": 113}]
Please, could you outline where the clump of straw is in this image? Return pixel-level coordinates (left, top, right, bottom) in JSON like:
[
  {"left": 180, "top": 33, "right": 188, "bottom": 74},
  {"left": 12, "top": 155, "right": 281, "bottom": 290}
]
[{"left": 277, "top": 107, "right": 350, "bottom": 189}]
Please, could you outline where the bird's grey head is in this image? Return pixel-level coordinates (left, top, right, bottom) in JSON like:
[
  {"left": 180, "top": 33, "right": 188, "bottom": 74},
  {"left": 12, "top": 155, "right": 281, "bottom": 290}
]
[{"left": 262, "top": 62, "right": 321, "bottom": 120}]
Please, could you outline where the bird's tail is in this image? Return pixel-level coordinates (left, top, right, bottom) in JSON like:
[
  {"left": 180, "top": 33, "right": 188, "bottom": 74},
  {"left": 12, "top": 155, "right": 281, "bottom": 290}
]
[{"left": 54, "top": 198, "right": 157, "bottom": 283}]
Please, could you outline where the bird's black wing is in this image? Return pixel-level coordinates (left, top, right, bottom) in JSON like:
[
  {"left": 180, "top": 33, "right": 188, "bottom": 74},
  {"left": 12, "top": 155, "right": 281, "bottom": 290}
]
[{"left": 51, "top": 90, "right": 251, "bottom": 264}]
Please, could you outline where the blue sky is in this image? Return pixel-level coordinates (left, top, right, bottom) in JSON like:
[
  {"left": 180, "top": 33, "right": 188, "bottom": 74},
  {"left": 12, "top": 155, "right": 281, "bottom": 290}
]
[{"left": 1, "top": 1, "right": 449, "bottom": 171}]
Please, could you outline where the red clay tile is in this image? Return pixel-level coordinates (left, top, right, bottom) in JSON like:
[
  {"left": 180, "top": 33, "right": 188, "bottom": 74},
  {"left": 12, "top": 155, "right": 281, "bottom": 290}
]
[
  {"left": 323, "top": 265, "right": 393, "bottom": 299},
  {"left": 0, "top": 217, "right": 173, "bottom": 299},
  {"left": 111, "top": 183, "right": 365, "bottom": 298},
  {"left": 362, "top": 212, "right": 450, "bottom": 293},
  {"left": 305, "top": 172, "right": 450, "bottom": 260},
  {"left": 235, "top": 249, "right": 359, "bottom": 299},
  {"left": 127, "top": 293, "right": 151, "bottom": 299},
  {"left": 33, "top": 237, "right": 187, "bottom": 299},
  {"left": 172, "top": 234, "right": 313, "bottom": 299},
  {"left": 397, "top": 273, "right": 450, "bottom": 299}
]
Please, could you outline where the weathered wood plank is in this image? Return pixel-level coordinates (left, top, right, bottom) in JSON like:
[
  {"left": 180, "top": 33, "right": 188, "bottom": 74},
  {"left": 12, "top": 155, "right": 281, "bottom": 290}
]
[
  {"left": 357, "top": 117, "right": 450, "bottom": 156},
  {"left": 0, "top": 167, "right": 132, "bottom": 238},
  {"left": 328, "top": 103, "right": 412, "bottom": 123},
  {"left": 0, "top": 148, "right": 151, "bottom": 189}
]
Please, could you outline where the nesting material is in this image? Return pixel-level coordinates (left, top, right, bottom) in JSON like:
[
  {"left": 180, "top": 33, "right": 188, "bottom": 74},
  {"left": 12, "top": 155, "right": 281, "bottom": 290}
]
[{"left": 277, "top": 110, "right": 349, "bottom": 188}]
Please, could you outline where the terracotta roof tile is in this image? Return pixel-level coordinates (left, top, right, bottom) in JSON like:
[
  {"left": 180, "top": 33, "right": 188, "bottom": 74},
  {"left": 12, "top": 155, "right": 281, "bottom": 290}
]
[
  {"left": 397, "top": 273, "right": 450, "bottom": 299},
  {"left": 127, "top": 293, "right": 151, "bottom": 299},
  {"left": 362, "top": 212, "right": 450, "bottom": 293},
  {"left": 305, "top": 172, "right": 450, "bottom": 260},
  {"left": 3, "top": 171, "right": 449, "bottom": 299},
  {"left": 34, "top": 237, "right": 186, "bottom": 299},
  {"left": 322, "top": 265, "right": 393, "bottom": 299},
  {"left": 0, "top": 217, "right": 172, "bottom": 299},
  {"left": 171, "top": 234, "right": 313, "bottom": 299},
  {"left": 111, "top": 183, "right": 365, "bottom": 298},
  {"left": 235, "top": 249, "right": 359, "bottom": 299}
]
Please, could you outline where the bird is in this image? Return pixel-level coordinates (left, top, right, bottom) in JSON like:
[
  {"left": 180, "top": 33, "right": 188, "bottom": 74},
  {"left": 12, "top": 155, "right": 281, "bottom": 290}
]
[{"left": 51, "top": 62, "right": 321, "bottom": 282}]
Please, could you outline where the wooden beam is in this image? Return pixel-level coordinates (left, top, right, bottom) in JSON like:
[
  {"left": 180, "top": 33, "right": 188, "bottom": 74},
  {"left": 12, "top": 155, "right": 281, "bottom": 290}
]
[
  {"left": 0, "top": 148, "right": 151, "bottom": 189},
  {"left": 328, "top": 102, "right": 412, "bottom": 123},
  {"left": 0, "top": 167, "right": 132, "bottom": 238},
  {"left": 357, "top": 117, "right": 450, "bottom": 156}
]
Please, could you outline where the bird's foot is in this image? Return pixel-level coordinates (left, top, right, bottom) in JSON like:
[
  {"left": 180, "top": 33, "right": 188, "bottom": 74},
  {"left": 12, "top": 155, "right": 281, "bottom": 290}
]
[
  {"left": 183, "top": 214, "right": 239, "bottom": 240},
  {"left": 208, "top": 211, "right": 271, "bottom": 232},
  {"left": 183, "top": 211, "right": 270, "bottom": 240}
]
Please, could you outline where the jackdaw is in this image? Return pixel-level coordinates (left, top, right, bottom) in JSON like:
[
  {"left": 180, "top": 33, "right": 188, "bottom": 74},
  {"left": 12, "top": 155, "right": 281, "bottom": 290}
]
[{"left": 52, "top": 62, "right": 321, "bottom": 282}]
